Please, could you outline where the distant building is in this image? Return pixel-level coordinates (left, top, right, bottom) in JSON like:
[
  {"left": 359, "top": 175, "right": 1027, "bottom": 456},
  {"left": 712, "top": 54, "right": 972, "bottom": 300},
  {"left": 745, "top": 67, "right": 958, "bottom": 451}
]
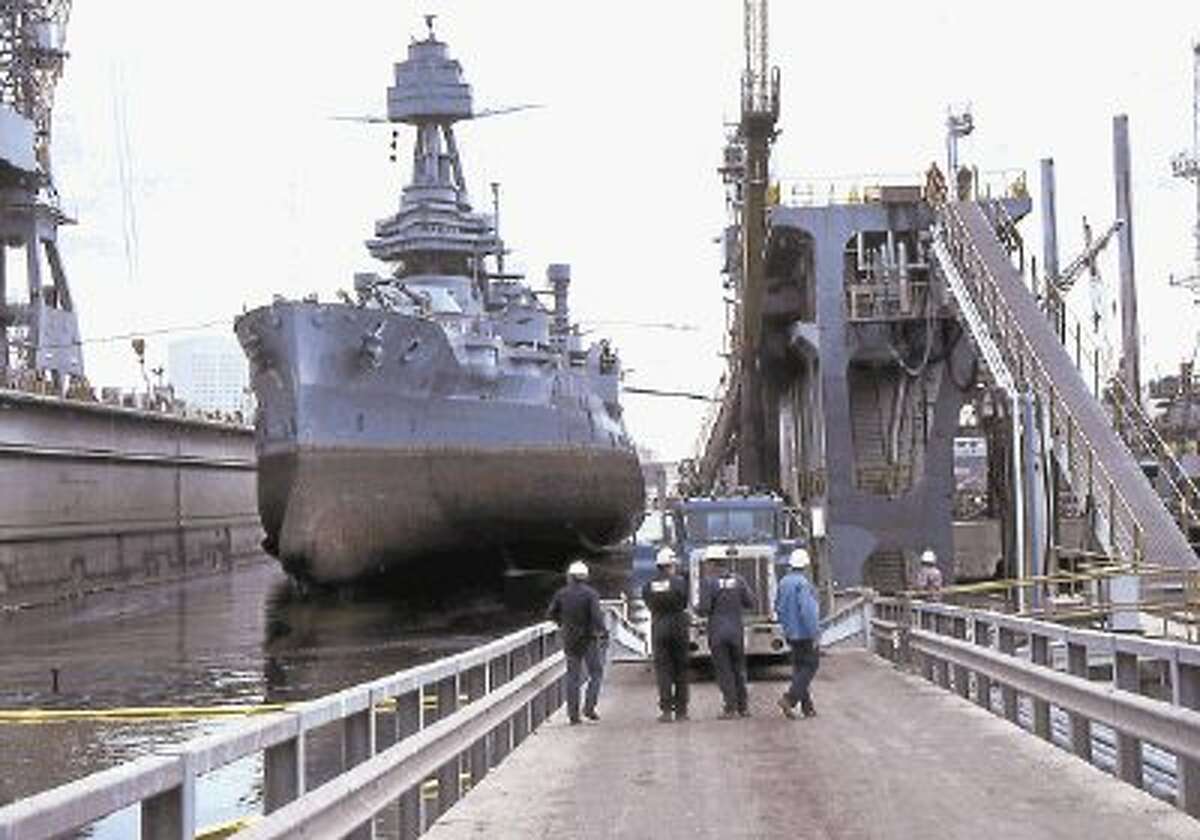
[
  {"left": 167, "top": 335, "right": 251, "bottom": 414},
  {"left": 640, "top": 459, "right": 680, "bottom": 510}
]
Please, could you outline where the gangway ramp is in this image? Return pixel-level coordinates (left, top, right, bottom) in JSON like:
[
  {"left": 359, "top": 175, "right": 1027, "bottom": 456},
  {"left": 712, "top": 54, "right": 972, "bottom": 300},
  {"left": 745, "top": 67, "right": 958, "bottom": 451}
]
[
  {"left": 423, "top": 652, "right": 1197, "bottom": 840},
  {"left": 936, "top": 200, "right": 1197, "bottom": 570}
]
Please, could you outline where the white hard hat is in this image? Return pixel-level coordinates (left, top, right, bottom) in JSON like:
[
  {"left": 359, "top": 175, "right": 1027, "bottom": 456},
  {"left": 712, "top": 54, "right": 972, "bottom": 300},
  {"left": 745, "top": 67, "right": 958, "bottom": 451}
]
[
  {"left": 655, "top": 547, "right": 677, "bottom": 567},
  {"left": 567, "top": 560, "right": 589, "bottom": 579},
  {"left": 789, "top": 548, "right": 811, "bottom": 569},
  {"left": 920, "top": 549, "right": 938, "bottom": 565}
]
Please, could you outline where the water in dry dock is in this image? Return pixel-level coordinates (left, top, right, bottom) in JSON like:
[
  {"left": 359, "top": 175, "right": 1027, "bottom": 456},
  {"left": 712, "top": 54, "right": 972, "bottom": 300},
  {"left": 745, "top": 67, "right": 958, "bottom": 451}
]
[{"left": 0, "top": 553, "right": 628, "bottom": 836}]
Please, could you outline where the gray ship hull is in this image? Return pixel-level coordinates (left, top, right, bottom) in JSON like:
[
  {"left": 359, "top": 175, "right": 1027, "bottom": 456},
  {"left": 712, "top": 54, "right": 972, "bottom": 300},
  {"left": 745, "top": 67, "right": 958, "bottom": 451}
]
[
  {"left": 262, "top": 444, "right": 642, "bottom": 583},
  {"left": 238, "top": 301, "right": 644, "bottom": 584}
]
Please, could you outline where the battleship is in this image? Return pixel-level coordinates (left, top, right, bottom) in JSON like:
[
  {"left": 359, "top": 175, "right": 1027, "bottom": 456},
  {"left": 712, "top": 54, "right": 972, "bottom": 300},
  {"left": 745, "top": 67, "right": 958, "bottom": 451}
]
[{"left": 235, "top": 21, "right": 644, "bottom": 585}]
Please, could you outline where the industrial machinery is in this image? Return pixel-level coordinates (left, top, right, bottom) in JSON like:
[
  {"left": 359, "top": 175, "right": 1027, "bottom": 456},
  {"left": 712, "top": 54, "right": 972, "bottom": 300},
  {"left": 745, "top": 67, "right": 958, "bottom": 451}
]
[{"left": 0, "top": 0, "right": 83, "bottom": 392}]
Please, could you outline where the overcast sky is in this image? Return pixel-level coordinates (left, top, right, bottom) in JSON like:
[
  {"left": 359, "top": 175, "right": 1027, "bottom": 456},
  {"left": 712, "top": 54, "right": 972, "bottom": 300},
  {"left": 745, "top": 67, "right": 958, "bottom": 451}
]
[{"left": 49, "top": 1, "right": 1200, "bottom": 460}]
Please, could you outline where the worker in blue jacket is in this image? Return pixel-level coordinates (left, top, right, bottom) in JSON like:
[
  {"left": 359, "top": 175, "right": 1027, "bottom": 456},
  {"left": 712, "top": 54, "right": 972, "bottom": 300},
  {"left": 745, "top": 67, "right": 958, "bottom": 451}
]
[
  {"left": 698, "top": 548, "right": 756, "bottom": 718},
  {"left": 775, "top": 548, "right": 821, "bottom": 718}
]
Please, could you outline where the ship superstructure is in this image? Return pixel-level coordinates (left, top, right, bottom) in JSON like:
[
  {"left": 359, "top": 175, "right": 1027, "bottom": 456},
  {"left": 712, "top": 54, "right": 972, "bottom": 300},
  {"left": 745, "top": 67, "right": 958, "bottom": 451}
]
[{"left": 235, "top": 21, "right": 644, "bottom": 585}]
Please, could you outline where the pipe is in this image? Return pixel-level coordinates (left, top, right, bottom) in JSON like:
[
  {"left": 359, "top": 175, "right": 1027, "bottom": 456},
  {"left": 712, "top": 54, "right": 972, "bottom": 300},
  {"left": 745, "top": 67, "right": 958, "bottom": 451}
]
[
  {"left": 1011, "top": 392, "right": 1027, "bottom": 613},
  {"left": 1112, "top": 115, "right": 1141, "bottom": 402},
  {"left": 1039, "top": 158, "right": 1060, "bottom": 285}
]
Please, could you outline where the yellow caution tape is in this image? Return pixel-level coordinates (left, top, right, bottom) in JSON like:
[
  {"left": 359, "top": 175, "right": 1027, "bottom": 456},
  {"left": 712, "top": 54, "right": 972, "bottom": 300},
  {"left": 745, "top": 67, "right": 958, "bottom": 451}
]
[
  {"left": 1, "top": 693, "right": 439, "bottom": 724},
  {"left": 0, "top": 703, "right": 287, "bottom": 724},
  {"left": 197, "top": 816, "right": 257, "bottom": 839},
  {"left": 901, "top": 562, "right": 1193, "bottom": 600}
]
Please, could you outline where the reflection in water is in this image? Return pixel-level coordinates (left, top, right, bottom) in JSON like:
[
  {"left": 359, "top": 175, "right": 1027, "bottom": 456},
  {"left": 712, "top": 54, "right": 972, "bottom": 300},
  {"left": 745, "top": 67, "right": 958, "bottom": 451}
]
[{"left": 0, "top": 549, "right": 632, "bottom": 835}]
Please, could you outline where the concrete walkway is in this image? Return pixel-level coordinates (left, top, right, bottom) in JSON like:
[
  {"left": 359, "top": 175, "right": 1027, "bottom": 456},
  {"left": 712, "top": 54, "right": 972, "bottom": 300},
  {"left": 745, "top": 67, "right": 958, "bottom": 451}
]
[{"left": 425, "top": 650, "right": 1198, "bottom": 840}]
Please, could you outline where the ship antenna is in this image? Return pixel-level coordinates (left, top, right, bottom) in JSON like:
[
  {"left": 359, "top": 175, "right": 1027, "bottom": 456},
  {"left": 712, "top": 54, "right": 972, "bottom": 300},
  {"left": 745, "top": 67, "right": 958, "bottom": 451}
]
[
  {"left": 491, "top": 181, "right": 505, "bottom": 274},
  {"left": 424, "top": 14, "right": 437, "bottom": 40}
]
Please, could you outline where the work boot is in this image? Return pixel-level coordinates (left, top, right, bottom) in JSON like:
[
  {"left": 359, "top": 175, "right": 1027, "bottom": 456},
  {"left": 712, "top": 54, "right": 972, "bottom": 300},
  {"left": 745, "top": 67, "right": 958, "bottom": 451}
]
[
  {"left": 676, "top": 710, "right": 689, "bottom": 721},
  {"left": 801, "top": 702, "right": 817, "bottom": 718},
  {"left": 738, "top": 708, "right": 751, "bottom": 718},
  {"left": 777, "top": 695, "right": 797, "bottom": 720},
  {"left": 657, "top": 711, "right": 673, "bottom": 723},
  {"left": 569, "top": 716, "right": 582, "bottom": 726},
  {"left": 584, "top": 709, "right": 600, "bottom": 722},
  {"left": 718, "top": 708, "right": 737, "bottom": 720}
]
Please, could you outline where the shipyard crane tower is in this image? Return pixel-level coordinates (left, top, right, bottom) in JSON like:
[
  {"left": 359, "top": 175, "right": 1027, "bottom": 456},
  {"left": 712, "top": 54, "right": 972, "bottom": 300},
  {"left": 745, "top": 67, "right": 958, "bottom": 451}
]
[
  {"left": 0, "top": 0, "right": 83, "bottom": 393},
  {"left": 735, "top": 0, "right": 780, "bottom": 488}
]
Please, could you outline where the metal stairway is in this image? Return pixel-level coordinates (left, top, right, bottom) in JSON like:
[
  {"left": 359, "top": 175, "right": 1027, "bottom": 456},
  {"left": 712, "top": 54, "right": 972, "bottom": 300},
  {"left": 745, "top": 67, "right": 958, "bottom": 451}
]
[{"left": 935, "top": 200, "right": 1196, "bottom": 570}]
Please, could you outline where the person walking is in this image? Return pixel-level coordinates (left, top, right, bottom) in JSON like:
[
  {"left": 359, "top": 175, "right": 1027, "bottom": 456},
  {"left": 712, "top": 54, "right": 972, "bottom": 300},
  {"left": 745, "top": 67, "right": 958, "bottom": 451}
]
[
  {"left": 546, "top": 560, "right": 606, "bottom": 725},
  {"left": 698, "top": 548, "right": 756, "bottom": 718},
  {"left": 775, "top": 548, "right": 821, "bottom": 719},
  {"left": 642, "top": 547, "right": 691, "bottom": 723}
]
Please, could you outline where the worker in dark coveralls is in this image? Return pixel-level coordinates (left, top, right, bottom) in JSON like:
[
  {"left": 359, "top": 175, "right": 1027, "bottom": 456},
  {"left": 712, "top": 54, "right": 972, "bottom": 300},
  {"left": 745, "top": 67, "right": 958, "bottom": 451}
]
[
  {"left": 641, "top": 547, "right": 691, "bottom": 723},
  {"left": 775, "top": 548, "right": 821, "bottom": 719},
  {"left": 697, "top": 547, "right": 756, "bottom": 718},
  {"left": 546, "top": 560, "right": 606, "bottom": 725}
]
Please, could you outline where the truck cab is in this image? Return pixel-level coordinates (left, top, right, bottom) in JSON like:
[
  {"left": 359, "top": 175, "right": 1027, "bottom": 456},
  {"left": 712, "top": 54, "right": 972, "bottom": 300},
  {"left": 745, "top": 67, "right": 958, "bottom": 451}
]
[{"left": 668, "top": 493, "right": 801, "bottom": 661}]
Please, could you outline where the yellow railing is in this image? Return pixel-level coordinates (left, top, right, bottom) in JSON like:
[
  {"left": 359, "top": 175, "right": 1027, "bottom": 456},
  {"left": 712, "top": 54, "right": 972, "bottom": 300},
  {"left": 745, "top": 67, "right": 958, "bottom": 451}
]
[{"left": 778, "top": 168, "right": 1027, "bottom": 208}]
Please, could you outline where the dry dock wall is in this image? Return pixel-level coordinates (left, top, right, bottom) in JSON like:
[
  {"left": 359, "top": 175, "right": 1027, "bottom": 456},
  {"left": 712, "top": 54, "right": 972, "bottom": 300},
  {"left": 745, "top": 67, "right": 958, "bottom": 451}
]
[{"left": 0, "top": 389, "right": 263, "bottom": 608}]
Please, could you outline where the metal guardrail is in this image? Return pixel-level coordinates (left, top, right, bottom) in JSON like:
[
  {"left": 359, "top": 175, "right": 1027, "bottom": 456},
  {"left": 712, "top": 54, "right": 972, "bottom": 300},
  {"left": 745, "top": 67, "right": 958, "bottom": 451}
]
[
  {"left": 0, "top": 623, "right": 565, "bottom": 840},
  {"left": 869, "top": 596, "right": 1200, "bottom": 818},
  {"left": 600, "top": 598, "right": 651, "bottom": 662},
  {"left": 819, "top": 591, "right": 874, "bottom": 648}
]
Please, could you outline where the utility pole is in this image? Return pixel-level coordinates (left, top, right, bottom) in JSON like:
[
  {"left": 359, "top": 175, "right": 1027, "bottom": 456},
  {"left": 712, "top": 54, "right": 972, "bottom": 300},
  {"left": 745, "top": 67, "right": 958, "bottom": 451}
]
[{"left": 735, "top": 0, "right": 779, "bottom": 488}]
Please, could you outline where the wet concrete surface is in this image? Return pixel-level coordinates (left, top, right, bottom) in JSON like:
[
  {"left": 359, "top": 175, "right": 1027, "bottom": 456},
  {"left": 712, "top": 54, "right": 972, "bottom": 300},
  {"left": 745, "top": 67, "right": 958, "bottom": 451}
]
[{"left": 0, "top": 551, "right": 630, "bottom": 836}]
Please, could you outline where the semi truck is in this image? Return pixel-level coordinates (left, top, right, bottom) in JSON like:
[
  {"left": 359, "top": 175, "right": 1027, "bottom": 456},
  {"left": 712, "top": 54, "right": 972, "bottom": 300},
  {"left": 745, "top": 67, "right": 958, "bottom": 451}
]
[{"left": 631, "top": 492, "right": 803, "bottom": 661}]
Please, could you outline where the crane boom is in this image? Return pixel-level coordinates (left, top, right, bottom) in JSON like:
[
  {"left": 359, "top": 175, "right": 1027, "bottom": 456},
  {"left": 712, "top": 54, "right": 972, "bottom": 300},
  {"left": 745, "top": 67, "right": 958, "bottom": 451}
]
[
  {"left": 734, "top": 0, "right": 779, "bottom": 488},
  {"left": 1051, "top": 217, "right": 1122, "bottom": 293}
]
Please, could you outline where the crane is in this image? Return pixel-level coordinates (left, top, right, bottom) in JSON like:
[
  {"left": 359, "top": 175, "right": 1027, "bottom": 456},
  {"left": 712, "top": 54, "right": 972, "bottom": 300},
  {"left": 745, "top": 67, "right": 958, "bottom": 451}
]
[
  {"left": 0, "top": 0, "right": 73, "bottom": 195},
  {"left": 1050, "top": 216, "right": 1123, "bottom": 296},
  {"left": 0, "top": 0, "right": 82, "bottom": 393},
  {"left": 734, "top": 0, "right": 780, "bottom": 488},
  {"left": 1040, "top": 213, "right": 1123, "bottom": 360}
]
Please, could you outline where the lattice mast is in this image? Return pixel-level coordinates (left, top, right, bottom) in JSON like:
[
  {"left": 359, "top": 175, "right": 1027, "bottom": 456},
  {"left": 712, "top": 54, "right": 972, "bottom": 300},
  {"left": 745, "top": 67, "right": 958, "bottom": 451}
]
[
  {"left": 735, "top": 0, "right": 780, "bottom": 488},
  {"left": 0, "top": 0, "right": 83, "bottom": 391},
  {"left": 0, "top": 0, "right": 71, "bottom": 194}
]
